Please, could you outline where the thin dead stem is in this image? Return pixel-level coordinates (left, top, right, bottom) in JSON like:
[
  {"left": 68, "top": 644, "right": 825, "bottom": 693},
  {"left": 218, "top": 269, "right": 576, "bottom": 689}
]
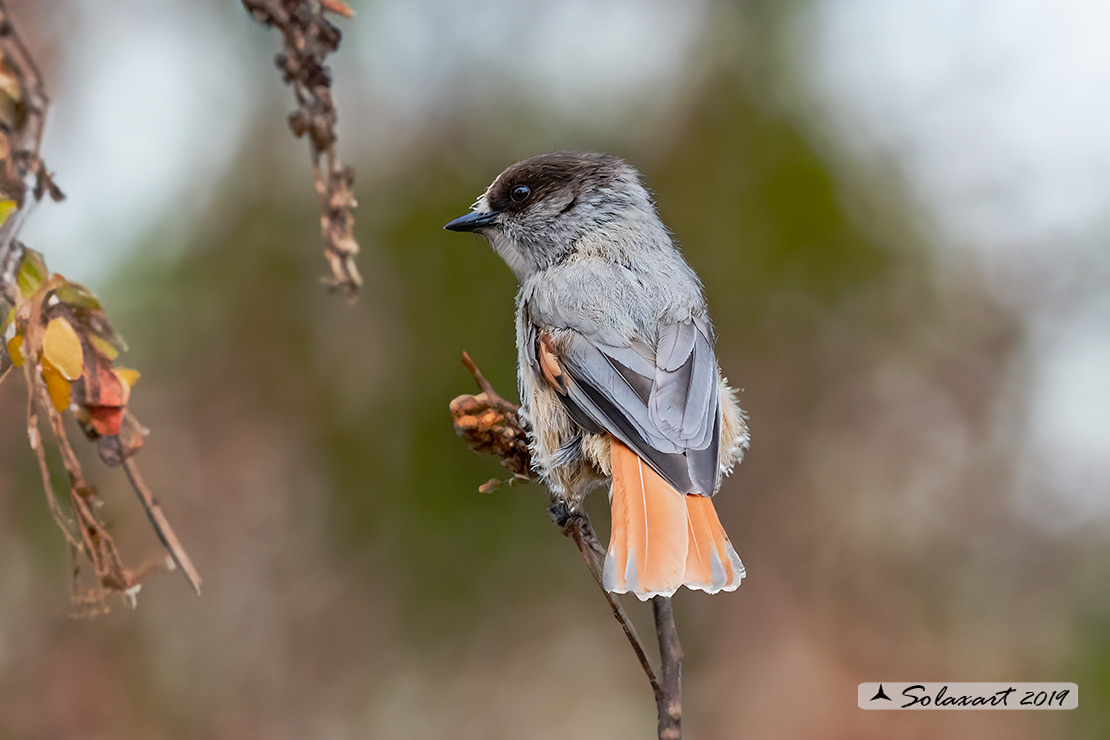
[
  {"left": 118, "top": 441, "right": 202, "bottom": 594},
  {"left": 652, "top": 597, "right": 684, "bottom": 740},
  {"left": 24, "top": 363, "right": 82, "bottom": 551}
]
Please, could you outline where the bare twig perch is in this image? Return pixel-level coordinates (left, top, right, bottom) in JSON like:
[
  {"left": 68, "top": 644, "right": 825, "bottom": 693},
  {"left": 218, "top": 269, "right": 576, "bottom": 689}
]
[
  {"left": 0, "top": 0, "right": 200, "bottom": 609},
  {"left": 450, "top": 351, "right": 684, "bottom": 740},
  {"left": 241, "top": 0, "right": 362, "bottom": 299},
  {"left": 652, "top": 597, "right": 684, "bottom": 740}
]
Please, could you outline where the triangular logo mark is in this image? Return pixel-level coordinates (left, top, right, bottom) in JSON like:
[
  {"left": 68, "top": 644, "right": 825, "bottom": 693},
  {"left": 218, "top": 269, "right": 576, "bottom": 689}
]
[{"left": 871, "top": 684, "right": 892, "bottom": 701}]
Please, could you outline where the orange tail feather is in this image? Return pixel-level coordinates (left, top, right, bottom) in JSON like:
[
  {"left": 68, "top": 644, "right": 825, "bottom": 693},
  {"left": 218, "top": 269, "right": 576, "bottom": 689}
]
[
  {"left": 604, "top": 440, "right": 746, "bottom": 598},
  {"left": 684, "top": 494, "right": 745, "bottom": 593},
  {"left": 603, "top": 441, "right": 689, "bottom": 600}
]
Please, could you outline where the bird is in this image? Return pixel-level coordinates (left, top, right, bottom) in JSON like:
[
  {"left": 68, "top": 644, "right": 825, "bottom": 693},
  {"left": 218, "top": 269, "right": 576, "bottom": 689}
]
[{"left": 445, "top": 152, "right": 748, "bottom": 600}]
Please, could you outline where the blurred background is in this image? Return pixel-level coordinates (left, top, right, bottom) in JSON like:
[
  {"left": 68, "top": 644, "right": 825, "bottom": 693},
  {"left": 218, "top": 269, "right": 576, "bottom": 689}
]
[{"left": 1, "top": 0, "right": 1108, "bottom": 737}]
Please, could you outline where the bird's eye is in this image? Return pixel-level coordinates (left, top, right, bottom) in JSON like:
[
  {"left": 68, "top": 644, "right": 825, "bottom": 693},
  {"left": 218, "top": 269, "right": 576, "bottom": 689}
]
[{"left": 510, "top": 184, "right": 531, "bottom": 203}]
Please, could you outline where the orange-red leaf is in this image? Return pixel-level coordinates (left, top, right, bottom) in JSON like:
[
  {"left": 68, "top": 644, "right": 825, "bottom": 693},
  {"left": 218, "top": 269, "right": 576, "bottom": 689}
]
[
  {"left": 86, "top": 405, "right": 124, "bottom": 437},
  {"left": 82, "top": 352, "right": 129, "bottom": 408},
  {"left": 79, "top": 351, "right": 130, "bottom": 436}
]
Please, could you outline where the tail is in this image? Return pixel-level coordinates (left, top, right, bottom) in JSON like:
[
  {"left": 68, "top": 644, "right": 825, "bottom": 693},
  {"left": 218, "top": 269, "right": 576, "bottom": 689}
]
[
  {"left": 603, "top": 440, "right": 745, "bottom": 600},
  {"left": 683, "top": 492, "right": 746, "bottom": 594}
]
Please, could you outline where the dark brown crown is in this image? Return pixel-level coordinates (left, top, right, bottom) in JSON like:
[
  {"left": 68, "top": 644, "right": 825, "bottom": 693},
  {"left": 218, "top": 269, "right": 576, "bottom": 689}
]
[{"left": 487, "top": 152, "right": 627, "bottom": 214}]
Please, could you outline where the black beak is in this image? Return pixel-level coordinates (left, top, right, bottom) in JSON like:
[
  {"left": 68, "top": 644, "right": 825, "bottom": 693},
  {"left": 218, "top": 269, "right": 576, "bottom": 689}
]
[{"left": 443, "top": 210, "right": 499, "bottom": 232}]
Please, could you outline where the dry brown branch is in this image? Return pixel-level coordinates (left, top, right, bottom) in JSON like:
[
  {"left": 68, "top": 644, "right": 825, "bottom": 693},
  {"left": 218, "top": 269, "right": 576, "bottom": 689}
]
[
  {"left": 0, "top": 0, "right": 200, "bottom": 609},
  {"left": 652, "top": 597, "right": 684, "bottom": 740},
  {"left": 450, "top": 351, "right": 685, "bottom": 739},
  {"left": 114, "top": 440, "right": 201, "bottom": 590},
  {"left": 241, "top": 0, "right": 362, "bottom": 299}
]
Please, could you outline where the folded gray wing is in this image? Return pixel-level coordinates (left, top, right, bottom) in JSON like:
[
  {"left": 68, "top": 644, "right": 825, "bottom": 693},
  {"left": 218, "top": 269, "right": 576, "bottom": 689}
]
[{"left": 550, "top": 317, "right": 721, "bottom": 495}]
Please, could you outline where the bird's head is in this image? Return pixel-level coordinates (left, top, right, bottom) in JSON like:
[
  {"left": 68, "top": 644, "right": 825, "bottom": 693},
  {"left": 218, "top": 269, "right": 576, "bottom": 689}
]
[{"left": 444, "top": 152, "right": 657, "bottom": 281}]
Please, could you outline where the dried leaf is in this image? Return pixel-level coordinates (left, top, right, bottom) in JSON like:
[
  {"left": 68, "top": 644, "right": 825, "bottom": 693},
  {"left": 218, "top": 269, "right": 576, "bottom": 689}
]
[
  {"left": 42, "top": 317, "right": 84, "bottom": 380},
  {"left": 94, "top": 412, "right": 147, "bottom": 465},
  {"left": 53, "top": 282, "right": 103, "bottom": 312},
  {"left": 79, "top": 352, "right": 130, "bottom": 436},
  {"left": 83, "top": 352, "right": 129, "bottom": 408},
  {"left": 0, "top": 199, "right": 16, "bottom": 225},
  {"left": 88, "top": 334, "right": 120, "bottom": 361},
  {"left": 0, "top": 59, "right": 22, "bottom": 101},
  {"left": 7, "top": 333, "right": 23, "bottom": 367},
  {"left": 88, "top": 321, "right": 128, "bottom": 356},
  {"left": 42, "top": 363, "right": 71, "bottom": 412},
  {"left": 85, "top": 405, "right": 124, "bottom": 437},
  {"left": 16, "top": 249, "right": 47, "bottom": 299},
  {"left": 478, "top": 478, "right": 503, "bottom": 494},
  {"left": 114, "top": 367, "right": 141, "bottom": 388},
  {"left": 321, "top": 0, "right": 355, "bottom": 18}
]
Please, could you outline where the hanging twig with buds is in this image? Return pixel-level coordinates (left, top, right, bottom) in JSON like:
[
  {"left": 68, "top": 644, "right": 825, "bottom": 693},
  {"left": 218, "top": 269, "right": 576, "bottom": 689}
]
[
  {"left": 240, "top": 0, "right": 362, "bottom": 299},
  {"left": 451, "top": 351, "right": 685, "bottom": 740},
  {"left": 0, "top": 1, "right": 200, "bottom": 613}
]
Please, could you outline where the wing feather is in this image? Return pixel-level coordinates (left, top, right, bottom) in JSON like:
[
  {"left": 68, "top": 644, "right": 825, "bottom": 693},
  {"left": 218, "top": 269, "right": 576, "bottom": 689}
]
[{"left": 536, "top": 317, "right": 722, "bottom": 495}]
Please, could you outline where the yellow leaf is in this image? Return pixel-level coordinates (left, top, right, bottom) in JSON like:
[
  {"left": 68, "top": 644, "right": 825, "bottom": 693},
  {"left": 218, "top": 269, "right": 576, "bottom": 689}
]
[
  {"left": 114, "top": 367, "right": 141, "bottom": 388},
  {"left": 6, "top": 334, "right": 23, "bottom": 367},
  {"left": 89, "top": 334, "right": 120, "bottom": 360},
  {"left": 42, "top": 364, "right": 71, "bottom": 412},
  {"left": 0, "top": 200, "right": 16, "bottom": 226},
  {"left": 42, "top": 318, "right": 84, "bottom": 380}
]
